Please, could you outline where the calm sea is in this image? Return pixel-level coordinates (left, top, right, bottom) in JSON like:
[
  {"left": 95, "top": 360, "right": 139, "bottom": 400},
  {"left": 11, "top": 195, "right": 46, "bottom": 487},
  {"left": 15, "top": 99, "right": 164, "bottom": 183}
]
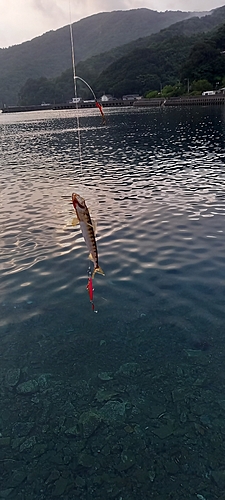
[{"left": 1, "top": 105, "right": 225, "bottom": 499}]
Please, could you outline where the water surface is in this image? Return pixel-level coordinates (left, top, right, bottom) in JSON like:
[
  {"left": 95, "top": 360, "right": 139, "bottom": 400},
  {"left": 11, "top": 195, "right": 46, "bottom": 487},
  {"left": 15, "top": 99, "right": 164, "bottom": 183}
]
[{"left": 1, "top": 106, "right": 225, "bottom": 499}]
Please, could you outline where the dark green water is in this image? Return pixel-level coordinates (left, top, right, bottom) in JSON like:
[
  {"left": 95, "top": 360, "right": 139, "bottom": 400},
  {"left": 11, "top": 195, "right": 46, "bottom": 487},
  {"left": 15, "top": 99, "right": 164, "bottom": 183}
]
[{"left": 1, "top": 105, "right": 225, "bottom": 499}]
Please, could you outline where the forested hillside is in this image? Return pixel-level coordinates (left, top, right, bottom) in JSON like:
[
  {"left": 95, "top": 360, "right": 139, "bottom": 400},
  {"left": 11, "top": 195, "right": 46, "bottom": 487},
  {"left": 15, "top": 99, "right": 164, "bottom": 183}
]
[
  {"left": 93, "top": 16, "right": 225, "bottom": 97},
  {"left": 80, "top": 5, "right": 225, "bottom": 94},
  {"left": 181, "top": 23, "right": 225, "bottom": 83},
  {"left": 18, "top": 5, "right": 225, "bottom": 105},
  {"left": 93, "top": 36, "right": 195, "bottom": 97},
  {"left": 0, "top": 8, "right": 198, "bottom": 105}
]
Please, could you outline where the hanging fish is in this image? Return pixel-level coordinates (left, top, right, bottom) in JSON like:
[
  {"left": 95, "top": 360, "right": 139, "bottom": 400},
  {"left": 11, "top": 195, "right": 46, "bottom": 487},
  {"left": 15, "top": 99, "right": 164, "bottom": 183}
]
[
  {"left": 95, "top": 100, "right": 106, "bottom": 125},
  {"left": 72, "top": 193, "right": 105, "bottom": 278}
]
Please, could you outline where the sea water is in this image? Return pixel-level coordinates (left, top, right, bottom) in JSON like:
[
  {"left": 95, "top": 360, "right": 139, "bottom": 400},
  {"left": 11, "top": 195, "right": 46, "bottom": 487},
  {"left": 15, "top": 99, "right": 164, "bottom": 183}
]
[{"left": 1, "top": 105, "right": 225, "bottom": 499}]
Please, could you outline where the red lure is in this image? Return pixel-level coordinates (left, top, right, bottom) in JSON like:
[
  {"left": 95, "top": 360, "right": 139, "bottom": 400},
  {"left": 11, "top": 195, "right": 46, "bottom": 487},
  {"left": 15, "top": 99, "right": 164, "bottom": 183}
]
[
  {"left": 86, "top": 272, "right": 95, "bottom": 311},
  {"left": 95, "top": 101, "right": 106, "bottom": 125}
]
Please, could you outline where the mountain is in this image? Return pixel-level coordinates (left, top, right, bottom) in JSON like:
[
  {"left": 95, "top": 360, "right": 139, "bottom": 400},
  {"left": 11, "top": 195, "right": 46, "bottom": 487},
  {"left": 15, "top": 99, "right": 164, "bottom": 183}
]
[
  {"left": 181, "top": 22, "right": 225, "bottom": 83},
  {"left": 90, "top": 5, "right": 225, "bottom": 96},
  {"left": 0, "top": 9, "right": 205, "bottom": 105},
  {"left": 17, "top": 5, "right": 225, "bottom": 105},
  {"left": 77, "top": 5, "right": 225, "bottom": 89}
]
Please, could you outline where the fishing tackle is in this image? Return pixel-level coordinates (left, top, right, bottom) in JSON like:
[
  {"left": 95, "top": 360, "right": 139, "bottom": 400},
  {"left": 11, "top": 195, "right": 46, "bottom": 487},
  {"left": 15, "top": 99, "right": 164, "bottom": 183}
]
[
  {"left": 75, "top": 76, "right": 106, "bottom": 125},
  {"left": 87, "top": 267, "right": 98, "bottom": 313},
  {"left": 95, "top": 100, "right": 106, "bottom": 125},
  {"left": 69, "top": 11, "right": 104, "bottom": 313}
]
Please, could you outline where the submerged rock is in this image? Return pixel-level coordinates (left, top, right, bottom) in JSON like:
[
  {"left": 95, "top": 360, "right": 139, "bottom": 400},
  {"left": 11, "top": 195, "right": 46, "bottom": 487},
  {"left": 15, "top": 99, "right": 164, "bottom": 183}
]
[
  {"left": 218, "top": 400, "right": 225, "bottom": 410},
  {"left": 19, "top": 436, "right": 36, "bottom": 452},
  {"left": 9, "top": 470, "right": 27, "bottom": 488},
  {"left": 152, "top": 420, "right": 175, "bottom": 439},
  {"left": 164, "top": 459, "right": 179, "bottom": 474},
  {"left": 65, "top": 426, "right": 79, "bottom": 437},
  {"left": 37, "top": 373, "right": 52, "bottom": 389},
  {"left": 12, "top": 421, "right": 34, "bottom": 437},
  {"left": 5, "top": 368, "right": 21, "bottom": 389},
  {"left": 115, "top": 449, "right": 136, "bottom": 471},
  {"left": 16, "top": 380, "right": 39, "bottom": 395},
  {"left": 73, "top": 380, "right": 90, "bottom": 398},
  {"left": 148, "top": 469, "right": 156, "bottom": 482},
  {"left": 183, "top": 349, "right": 209, "bottom": 365},
  {"left": 116, "top": 362, "right": 141, "bottom": 377},
  {"left": 79, "top": 411, "right": 102, "bottom": 439},
  {"left": 99, "top": 400, "right": 126, "bottom": 423},
  {"left": 98, "top": 372, "right": 113, "bottom": 381},
  {"left": 95, "top": 389, "right": 120, "bottom": 402},
  {"left": 32, "top": 443, "right": 47, "bottom": 458},
  {"left": 0, "top": 437, "right": 10, "bottom": 446},
  {"left": 45, "top": 470, "right": 60, "bottom": 485},
  {"left": 78, "top": 451, "right": 96, "bottom": 468},
  {"left": 212, "top": 469, "right": 225, "bottom": 489},
  {"left": 0, "top": 489, "right": 14, "bottom": 498},
  {"left": 171, "top": 388, "right": 187, "bottom": 403},
  {"left": 184, "top": 349, "right": 203, "bottom": 357},
  {"left": 124, "top": 424, "right": 135, "bottom": 434},
  {"left": 52, "top": 476, "right": 70, "bottom": 496}
]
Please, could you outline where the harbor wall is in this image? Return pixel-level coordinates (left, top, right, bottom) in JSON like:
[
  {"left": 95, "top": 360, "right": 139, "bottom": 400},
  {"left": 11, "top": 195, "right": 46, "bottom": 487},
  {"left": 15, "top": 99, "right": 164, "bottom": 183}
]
[
  {"left": 2, "top": 95, "right": 225, "bottom": 113},
  {"left": 134, "top": 96, "right": 225, "bottom": 107}
]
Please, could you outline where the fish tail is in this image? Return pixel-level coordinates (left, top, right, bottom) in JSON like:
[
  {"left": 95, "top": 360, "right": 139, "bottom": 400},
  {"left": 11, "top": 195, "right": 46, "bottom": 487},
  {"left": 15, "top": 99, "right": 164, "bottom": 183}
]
[{"left": 92, "top": 266, "right": 105, "bottom": 278}]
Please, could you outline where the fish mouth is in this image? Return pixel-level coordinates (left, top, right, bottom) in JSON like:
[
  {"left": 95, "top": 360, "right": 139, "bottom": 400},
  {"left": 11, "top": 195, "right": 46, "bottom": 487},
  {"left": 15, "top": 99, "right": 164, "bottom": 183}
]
[{"left": 72, "top": 192, "right": 84, "bottom": 209}]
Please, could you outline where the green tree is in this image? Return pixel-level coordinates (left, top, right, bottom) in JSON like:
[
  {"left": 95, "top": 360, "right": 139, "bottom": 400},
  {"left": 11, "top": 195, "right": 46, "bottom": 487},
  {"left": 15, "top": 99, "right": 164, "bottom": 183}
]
[
  {"left": 191, "top": 79, "right": 213, "bottom": 94},
  {"left": 161, "top": 84, "right": 184, "bottom": 97},
  {"left": 181, "top": 40, "right": 225, "bottom": 85},
  {"left": 145, "top": 90, "right": 159, "bottom": 98}
]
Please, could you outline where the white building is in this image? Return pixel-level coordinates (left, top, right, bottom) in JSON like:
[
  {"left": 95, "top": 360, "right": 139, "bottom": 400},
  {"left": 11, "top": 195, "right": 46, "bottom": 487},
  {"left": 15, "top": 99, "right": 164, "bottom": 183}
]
[{"left": 100, "top": 94, "right": 113, "bottom": 101}]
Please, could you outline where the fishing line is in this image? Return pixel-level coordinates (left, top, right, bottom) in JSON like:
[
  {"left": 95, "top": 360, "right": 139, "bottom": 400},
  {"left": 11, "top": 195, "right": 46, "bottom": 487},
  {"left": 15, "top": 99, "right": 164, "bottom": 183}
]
[
  {"left": 69, "top": 0, "right": 83, "bottom": 173},
  {"left": 68, "top": 2, "right": 105, "bottom": 313}
]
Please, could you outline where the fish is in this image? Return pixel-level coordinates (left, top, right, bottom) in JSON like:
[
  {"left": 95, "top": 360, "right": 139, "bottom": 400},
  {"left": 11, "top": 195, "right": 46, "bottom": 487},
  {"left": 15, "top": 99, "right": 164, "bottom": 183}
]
[{"left": 72, "top": 193, "right": 104, "bottom": 278}]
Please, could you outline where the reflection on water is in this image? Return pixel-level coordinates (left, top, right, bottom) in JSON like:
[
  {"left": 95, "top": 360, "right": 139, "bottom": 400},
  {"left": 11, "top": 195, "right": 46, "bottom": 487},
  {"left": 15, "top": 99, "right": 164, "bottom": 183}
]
[{"left": 1, "top": 106, "right": 225, "bottom": 498}]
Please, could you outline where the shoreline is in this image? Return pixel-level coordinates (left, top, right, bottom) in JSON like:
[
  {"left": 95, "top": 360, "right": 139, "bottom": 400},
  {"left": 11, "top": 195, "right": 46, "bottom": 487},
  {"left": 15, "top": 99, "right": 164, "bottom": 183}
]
[
  {"left": 134, "top": 95, "right": 225, "bottom": 107},
  {"left": 2, "top": 95, "right": 225, "bottom": 113},
  {"left": 1, "top": 99, "right": 135, "bottom": 114}
]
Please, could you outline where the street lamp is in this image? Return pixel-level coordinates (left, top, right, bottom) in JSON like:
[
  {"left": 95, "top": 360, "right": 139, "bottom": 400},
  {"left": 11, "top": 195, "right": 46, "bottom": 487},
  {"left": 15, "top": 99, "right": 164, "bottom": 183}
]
[{"left": 184, "top": 78, "right": 190, "bottom": 94}]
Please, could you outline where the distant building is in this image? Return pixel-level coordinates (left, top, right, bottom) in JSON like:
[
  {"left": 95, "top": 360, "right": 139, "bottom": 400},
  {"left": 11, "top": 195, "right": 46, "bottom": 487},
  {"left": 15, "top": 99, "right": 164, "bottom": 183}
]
[
  {"left": 100, "top": 94, "right": 113, "bottom": 101},
  {"left": 69, "top": 97, "right": 83, "bottom": 103},
  {"left": 202, "top": 91, "right": 217, "bottom": 96},
  {"left": 122, "top": 94, "right": 141, "bottom": 100}
]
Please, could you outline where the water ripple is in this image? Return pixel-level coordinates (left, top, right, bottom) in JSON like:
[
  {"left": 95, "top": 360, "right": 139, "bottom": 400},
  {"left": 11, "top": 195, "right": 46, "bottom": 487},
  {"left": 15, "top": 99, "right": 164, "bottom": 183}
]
[{"left": 1, "top": 106, "right": 225, "bottom": 328}]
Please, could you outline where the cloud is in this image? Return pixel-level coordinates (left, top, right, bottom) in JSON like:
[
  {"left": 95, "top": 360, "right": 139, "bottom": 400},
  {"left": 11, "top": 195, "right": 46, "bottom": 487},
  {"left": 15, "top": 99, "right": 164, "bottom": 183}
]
[
  {"left": 0, "top": 0, "right": 71, "bottom": 47},
  {"left": 0, "top": 0, "right": 224, "bottom": 48},
  {"left": 69, "top": 0, "right": 133, "bottom": 19},
  {"left": 31, "top": 0, "right": 69, "bottom": 19}
]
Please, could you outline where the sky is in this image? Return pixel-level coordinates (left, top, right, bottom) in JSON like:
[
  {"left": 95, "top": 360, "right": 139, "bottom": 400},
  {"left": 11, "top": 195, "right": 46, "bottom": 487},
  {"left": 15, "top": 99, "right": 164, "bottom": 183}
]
[{"left": 0, "top": 0, "right": 224, "bottom": 49}]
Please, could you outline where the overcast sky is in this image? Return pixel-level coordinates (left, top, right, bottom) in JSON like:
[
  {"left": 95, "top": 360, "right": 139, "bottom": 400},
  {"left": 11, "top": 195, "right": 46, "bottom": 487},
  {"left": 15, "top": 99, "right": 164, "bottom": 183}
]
[{"left": 0, "top": 0, "right": 224, "bottom": 48}]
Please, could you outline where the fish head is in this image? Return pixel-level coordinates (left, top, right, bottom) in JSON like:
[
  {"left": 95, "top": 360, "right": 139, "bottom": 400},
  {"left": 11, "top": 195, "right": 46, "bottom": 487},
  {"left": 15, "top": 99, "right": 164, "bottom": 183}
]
[{"left": 72, "top": 193, "right": 86, "bottom": 212}]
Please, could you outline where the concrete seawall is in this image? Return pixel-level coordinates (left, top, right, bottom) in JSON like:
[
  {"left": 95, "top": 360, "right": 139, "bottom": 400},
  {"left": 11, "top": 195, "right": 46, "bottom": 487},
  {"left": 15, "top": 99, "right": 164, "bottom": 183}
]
[
  {"left": 2, "top": 95, "right": 225, "bottom": 113},
  {"left": 134, "top": 96, "right": 225, "bottom": 107},
  {"left": 1, "top": 100, "right": 135, "bottom": 113}
]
